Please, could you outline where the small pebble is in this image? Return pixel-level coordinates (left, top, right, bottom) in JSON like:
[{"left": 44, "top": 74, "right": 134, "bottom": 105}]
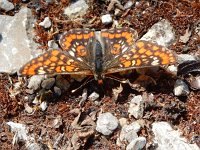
[
  {"left": 119, "top": 118, "right": 128, "bottom": 127},
  {"left": 40, "top": 101, "right": 48, "bottom": 111},
  {"left": 126, "top": 137, "right": 146, "bottom": 150},
  {"left": 55, "top": 75, "right": 70, "bottom": 91},
  {"left": 119, "top": 122, "right": 141, "bottom": 143},
  {"left": 177, "top": 54, "right": 197, "bottom": 64},
  {"left": 27, "top": 75, "right": 45, "bottom": 91},
  {"left": 96, "top": 112, "right": 119, "bottom": 136},
  {"left": 24, "top": 103, "right": 34, "bottom": 114},
  {"left": 54, "top": 86, "right": 62, "bottom": 96},
  {"left": 124, "top": 1, "right": 134, "bottom": 9},
  {"left": 39, "top": 17, "right": 52, "bottom": 28},
  {"left": 189, "top": 76, "right": 200, "bottom": 90},
  {"left": 41, "top": 78, "right": 55, "bottom": 90},
  {"left": 48, "top": 40, "right": 59, "bottom": 49},
  {"left": 101, "top": 14, "right": 113, "bottom": 25},
  {"left": 0, "top": 0, "right": 14, "bottom": 11},
  {"left": 88, "top": 92, "right": 99, "bottom": 101},
  {"left": 128, "top": 95, "right": 144, "bottom": 119},
  {"left": 63, "top": 0, "right": 89, "bottom": 19},
  {"left": 174, "top": 79, "right": 190, "bottom": 96}
]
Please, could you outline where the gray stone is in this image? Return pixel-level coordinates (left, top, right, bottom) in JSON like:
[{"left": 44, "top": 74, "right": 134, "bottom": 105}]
[
  {"left": 41, "top": 78, "right": 55, "bottom": 89},
  {"left": 174, "top": 79, "right": 190, "bottom": 96},
  {"left": 55, "top": 75, "right": 70, "bottom": 91},
  {"left": 177, "top": 54, "right": 198, "bottom": 64},
  {"left": 101, "top": 14, "right": 113, "bottom": 25},
  {"left": 126, "top": 137, "right": 146, "bottom": 150},
  {"left": 128, "top": 95, "right": 144, "bottom": 119},
  {"left": 152, "top": 122, "right": 199, "bottom": 150},
  {"left": 88, "top": 92, "right": 99, "bottom": 101},
  {"left": 54, "top": 86, "right": 62, "bottom": 96},
  {"left": 39, "top": 17, "right": 52, "bottom": 28},
  {"left": 141, "top": 19, "right": 175, "bottom": 47},
  {"left": 27, "top": 75, "right": 45, "bottom": 91},
  {"left": 119, "top": 122, "right": 141, "bottom": 143},
  {"left": 0, "top": 0, "right": 14, "bottom": 11},
  {"left": 48, "top": 40, "right": 59, "bottom": 49},
  {"left": 0, "top": 7, "right": 40, "bottom": 73},
  {"left": 40, "top": 101, "right": 48, "bottom": 111},
  {"left": 64, "top": 0, "right": 89, "bottom": 19},
  {"left": 96, "top": 112, "right": 119, "bottom": 136},
  {"left": 124, "top": 1, "right": 134, "bottom": 9},
  {"left": 189, "top": 76, "right": 200, "bottom": 90}
]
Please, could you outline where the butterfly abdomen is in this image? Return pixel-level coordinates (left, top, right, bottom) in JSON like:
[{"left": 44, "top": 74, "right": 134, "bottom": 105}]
[{"left": 94, "top": 40, "right": 103, "bottom": 80}]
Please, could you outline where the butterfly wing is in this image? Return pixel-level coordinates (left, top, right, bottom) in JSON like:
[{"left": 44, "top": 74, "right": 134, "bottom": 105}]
[
  {"left": 19, "top": 49, "right": 92, "bottom": 75},
  {"left": 100, "top": 28, "right": 138, "bottom": 69},
  {"left": 59, "top": 28, "right": 96, "bottom": 68},
  {"left": 105, "top": 40, "right": 177, "bottom": 74}
]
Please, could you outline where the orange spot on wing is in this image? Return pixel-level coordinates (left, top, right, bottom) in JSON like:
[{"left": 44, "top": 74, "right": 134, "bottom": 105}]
[
  {"left": 56, "top": 66, "right": 61, "bottom": 72},
  {"left": 52, "top": 50, "right": 59, "bottom": 56},
  {"left": 38, "top": 57, "right": 44, "bottom": 61},
  {"left": 50, "top": 56, "right": 58, "bottom": 62},
  {"left": 136, "top": 59, "right": 142, "bottom": 66},
  {"left": 64, "top": 41, "right": 71, "bottom": 49},
  {"left": 101, "top": 32, "right": 109, "bottom": 37},
  {"left": 77, "top": 34, "right": 83, "bottom": 39},
  {"left": 77, "top": 45, "right": 86, "bottom": 56},
  {"left": 123, "top": 61, "right": 131, "bottom": 67},
  {"left": 58, "top": 61, "right": 64, "bottom": 65},
  {"left": 138, "top": 48, "right": 146, "bottom": 54},
  {"left": 154, "top": 51, "right": 160, "bottom": 56},
  {"left": 152, "top": 46, "right": 159, "bottom": 51},
  {"left": 115, "top": 33, "right": 121, "bottom": 38},
  {"left": 44, "top": 60, "right": 51, "bottom": 65},
  {"left": 145, "top": 50, "right": 153, "bottom": 56},
  {"left": 83, "top": 34, "right": 89, "bottom": 39},
  {"left": 70, "top": 34, "right": 76, "bottom": 39},
  {"left": 109, "top": 33, "right": 115, "bottom": 39},
  {"left": 66, "top": 66, "right": 75, "bottom": 72},
  {"left": 111, "top": 44, "right": 121, "bottom": 54},
  {"left": 161, "top": 55, "right": 170, "bottom": 64},
  {"left": 136, "top": 41, "right": 145, "bottom": 48},
  {"left": 122, "top": 32, "right": 128, "bottom": 37}
]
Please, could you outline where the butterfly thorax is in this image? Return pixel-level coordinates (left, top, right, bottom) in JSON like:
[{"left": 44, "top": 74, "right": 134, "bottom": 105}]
[{"left": 94, "top": 40, "right": 104, "bottom": 81}]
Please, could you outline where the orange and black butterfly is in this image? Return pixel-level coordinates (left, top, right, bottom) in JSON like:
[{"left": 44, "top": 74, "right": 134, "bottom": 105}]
[{"left": 19, "top": 28, "right": 176, "bottom": 83}]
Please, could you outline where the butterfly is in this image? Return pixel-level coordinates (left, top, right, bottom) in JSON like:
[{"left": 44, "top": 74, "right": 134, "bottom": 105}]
[{"left": 19, "top": 28, "right": 176, "bottom": 84}]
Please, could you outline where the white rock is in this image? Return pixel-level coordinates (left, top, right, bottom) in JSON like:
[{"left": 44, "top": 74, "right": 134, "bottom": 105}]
[
  {"left": 40, "top": 101, "right": 48, "bottom": 111},
  {"left": 96, "top": 112, "right": 119, "bottom": 136},
  {"left": 119, "top": 122, "right": 141, "bottom": 143},
  {"left": 101, "top": 14, "right": 113, "bottom": 25},
  {"left": 39, "top": 17, "right": 51, "bottom": 28},
  {"left": 7, "top": 122, "right": 40, "bottom": 149},
  {"left": 177, "top": 54, "right": 198, "bottom": 64},
  {"left": 124, "top": 1, "right": 134, "bottom": 9},
  {"left": 128, "top": 95, "right": 144, "bottom": 119},
  {"left": 119, "top": 118, "right": 128, "bottom": 127},
  {"left": 88, "top": 92, "right": 99, "bottom": 101},
  {"left": 24, "top": 103, "right": 34, "bottom": 114},
  {"left": 166, "top": 65, "right": 177, "bottom": 75},
  {"left": 152, "top": 122, "right": 199, "bottom": 150},
  {"left": 0, "top": 0, "right": 14, "bottom": 11},
  {"left": 141, "top": 19, "right": 175, "bottom": 47},
  {"left": 64, "top": 0, "right": 89, "bottom": 19},
  {"left": 27, "top": 75, "right": 45, "bottom": 91},
  {"left": 126, "top": 137, "right": 146, "bottom": 150},
  {"left": 48, "top": 40, "right": 59, "bottom": 49},
  {"left": 0, "top": 7, "right": 40, "bottom": 73},
  {"left": 174, "top": 79, "right": 190, "bottom": 96}
]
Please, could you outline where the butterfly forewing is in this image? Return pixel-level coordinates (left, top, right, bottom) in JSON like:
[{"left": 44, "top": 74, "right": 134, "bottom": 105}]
[
  {"left": 101, "top": 28, "right": 138, "bottom": 66},
  {"left": 59, "top": 29, "right": 96, "bottom": 68},
  {"left": 19, "top": 49, "right": 92, "bottom": 75}
]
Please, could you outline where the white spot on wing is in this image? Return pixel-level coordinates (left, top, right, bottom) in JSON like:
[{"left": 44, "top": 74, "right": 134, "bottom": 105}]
[
  {"left": 69, "top": 51, "right": 75, "bottom": 57},
  {"left": 77, "top": 57, "right": 83, "bottom": 61}
]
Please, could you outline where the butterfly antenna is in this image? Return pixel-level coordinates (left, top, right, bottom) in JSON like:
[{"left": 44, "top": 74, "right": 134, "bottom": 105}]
[
  {"left": 71, "top": 76, "right": 94, "bottom": 93},
  {"left": 105, "top": 75, "right": 128, "bottom": 84}
]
